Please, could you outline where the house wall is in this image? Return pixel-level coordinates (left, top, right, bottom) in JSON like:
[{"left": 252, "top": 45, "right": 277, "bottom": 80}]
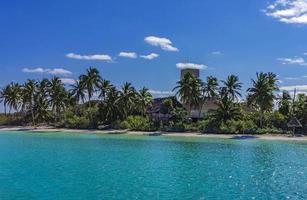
[{"left": 189, "top": 101, "right": 218, "bottom": 119}]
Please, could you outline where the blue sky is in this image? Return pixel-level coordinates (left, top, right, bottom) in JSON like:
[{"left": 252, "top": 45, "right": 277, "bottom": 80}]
[{"left": 1, "top": 0, "right": 307, "bottom": 111}]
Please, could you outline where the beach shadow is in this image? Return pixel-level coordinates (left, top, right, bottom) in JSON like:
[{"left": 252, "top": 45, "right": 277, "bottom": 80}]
[{"left": 231, "top": 135, "right": 258, "bottom": 140}]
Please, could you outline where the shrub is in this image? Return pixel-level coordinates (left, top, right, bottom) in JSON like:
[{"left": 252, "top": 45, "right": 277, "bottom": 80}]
[
  {"left": 119, "top": 116, "right": 155, "bottom": 131},
  {"left": 219, "top": 119, "right": 257, "bottom": 134},
  {"left": 59, "top": 113, "right": 90, "bottom": 129}
]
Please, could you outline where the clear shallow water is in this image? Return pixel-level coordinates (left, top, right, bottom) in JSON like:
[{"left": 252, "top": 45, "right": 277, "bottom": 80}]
[{"left": 0, "top": 131, "right": 306, "bottom": 200}]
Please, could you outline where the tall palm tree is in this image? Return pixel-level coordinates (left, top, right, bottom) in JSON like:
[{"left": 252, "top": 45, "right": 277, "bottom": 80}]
[
  {"left": 34, "top": 79, "right": 51, "bottom": 123},
  {"left": 173, "top": 72, "right": 202, "bottom": 116},
  {"left": 0, "top": 85, "right": 12, "bottom": 115},
  {"left": 98, "top": 79, "right": 112, "bottom": 101},
  {"left": 221, "top": 75, "right": 242, "bottom": 101},
  {"left": 70, "top": 80, "right": 86, "bottom": 104},
  {"left": 79, "top": 67, "right": 101, "bottom": 107},
  {"left": 21, "top": 80, "right": 38, "bottom": 126},
  {"left": 119, "top": 82, "right": 137, "bottom": 118},
  {"left": 213, "top": 87, "right": 240, "bottom": 124},
  {"left": 100, "top": 86, "right": 121, "bottom": 123},
  {"left": 202, "top": 76, "right": 219, "bottom": 100},
  {"left": 247, "top": 72, "right": 278, "bottom": 127},
  {"left": 48, "top": 77, "right": 68, "bottom": 122},
  {"left": 137, "top": 87, "right": 153, "bottom": 116},
  {"left": 0, "top": 83, "right": 22, "bottom": 123}
]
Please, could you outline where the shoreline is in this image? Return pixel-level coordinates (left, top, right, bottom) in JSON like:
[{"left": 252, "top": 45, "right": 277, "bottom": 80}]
[{"left": 0, "top": 125, "right": 306, "bottom": 141}]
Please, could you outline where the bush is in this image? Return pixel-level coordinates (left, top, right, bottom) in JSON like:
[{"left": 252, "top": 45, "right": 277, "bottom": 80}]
[
  {"left": 0, "top": 114, "right": 9, "bottom": 125},
  {"left": 255, "top": 127, "right": 285, "bottom": 135},
  {"left": 59, "top": 114, "right": 90, "bottom": 129},
  {"left": 119, "top": 116, "right": 155, "bottom": 131},
  {"left": 219, "top": 119, "right": 257, "bottom": 134},
  {"left": 163, "top": 121, "right": 187, "bottom": 132}
]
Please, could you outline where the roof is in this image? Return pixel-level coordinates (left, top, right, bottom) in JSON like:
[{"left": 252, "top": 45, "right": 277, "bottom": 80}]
[
  {"left": 287, "top": 117, "right": 302, "bottom": 128},
  {"left": 147, "top": 96, "right": 182, "bottom": 114}
]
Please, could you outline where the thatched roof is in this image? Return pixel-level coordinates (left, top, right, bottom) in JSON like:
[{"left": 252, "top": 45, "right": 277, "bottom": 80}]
[
  {"left": 287, "top": 117, "right": 302, "bottom": 128},
  {"left": 147, "top": 96, "right": 182, "bottom": 114}
]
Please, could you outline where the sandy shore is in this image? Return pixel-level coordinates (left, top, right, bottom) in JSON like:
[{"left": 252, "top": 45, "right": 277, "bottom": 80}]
[{"left": 0, "top": 126, "right": 306, "bottom": 141}]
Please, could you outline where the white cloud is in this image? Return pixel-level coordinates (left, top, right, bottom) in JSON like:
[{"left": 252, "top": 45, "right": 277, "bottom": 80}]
[
  {"left": 211, "top": 51, "right": 223, "bottom": 55},
  {"left": 144, "top": 36, "right": 178, "bottom": 52},
  {"left": 284, "top": 76, "right": 301, "bottom": 80},
  {"left": 22, "top": 67, "right": 47, "bottom": 73},
  {"left": 304, "top": 52, "right": 307, "bottom": 55},
  {"left": 149, "top": 90, "right": 174, "bottom": 97},
  {"left": 60, "top": 78, "right": 76, "bottom": 85},
  {"left": 66, "top": 53, "right": 112, "bottom": 61},
  {"left": 140, "top": 53, "right": 159, "bottom": 60},
  {"left": 264, "top": 0, "right": 307, "bottom": 24},
  {"left": 280, "top": 85, "right": 307, "bottom": 93},
  {"left": 278, "top": 56, "right": 307, "bottom": 65},
  {"left": 48, "top": 68, "right": 72, "bottom": 76},
  {"left": 22, "top": 67, "right": 72, "bottom": 76},
  {"left": 176, "top": 62, "right": 208, "bottom": 70},
  {"left": 118, "top": 52, "right": 138, "bottom": 59}
]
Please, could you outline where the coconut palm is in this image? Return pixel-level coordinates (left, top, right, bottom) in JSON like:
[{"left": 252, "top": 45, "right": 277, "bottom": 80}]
[
  {"left": 21, "top": 80, "right": 38, "bottom": 126},
  {"left": 247, "top": 72, "right": 278, "bottom": 127},
  {"left": 0, "top": 83, "right": 22, "bottom": 124},
  {"left": 70, "top": 80, "right": 86, "bottom": 104},
  {"left": 33, "top": 78, "right": 51, "bottom": 123},
  {"left": 100, "top": 86, "right": 121, "bottom": 123},
  {"left": 213, "top": 87, "right": 241, "bottom": 124},
  {"left": 137, "top": 87, "right": 153, "bottom": 116},
  {"left": 98, "top": 79, "right": 112, "bottom": 101},
  {"left": 79, "top": 67, "right": 101, "bottom": 107},
  {"left": 0, "top": 85, "right": 11, "bottom": 115},
  {"left": 119, "top": 82, "right": 137, "bottom": 118},
  {"left": 202, "top": 76, "right": 219, "bottom": 100},
  {"left": 173, "top": 72, "right": 202, "bottom": 115},
  {"left": 48, "top": 77, "right": 69, "bottom": 122},
  {"left": 221, "top": 75, "right": 242, "bottom": 101}
]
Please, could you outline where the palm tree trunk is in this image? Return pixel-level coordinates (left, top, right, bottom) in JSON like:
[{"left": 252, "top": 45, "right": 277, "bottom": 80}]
[{"left": 31, "top": 103, "right": 35, "bottom": 127}]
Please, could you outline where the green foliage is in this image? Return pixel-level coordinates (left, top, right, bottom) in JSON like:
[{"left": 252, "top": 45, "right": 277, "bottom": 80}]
[
  {"left": 0, "top": 114, "right": 9, "bottom": 125},
  {"left": 171, "top": 108, "right": 187, "bottom": 123},
  {"left": 163, "top": 121, "right": 187, "bottom": 132},
  {"left": 119, "top": 116, "right": 155, "bottom": 131},
  {"left": 59, "top": 112, "right": 90, "bottom": 129},
  {"left": 219, "top": 119, "right": 257, "bottom": 134}
]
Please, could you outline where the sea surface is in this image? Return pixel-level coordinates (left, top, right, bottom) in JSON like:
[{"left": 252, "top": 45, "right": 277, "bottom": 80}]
[{"left": 0, "top": 131, "right": 306, "bottom": 200}]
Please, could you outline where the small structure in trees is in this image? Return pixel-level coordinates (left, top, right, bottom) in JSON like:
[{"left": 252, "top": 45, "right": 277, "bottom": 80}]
[{"left": 287, "top": 117, "right": 302, "bottom": 135}]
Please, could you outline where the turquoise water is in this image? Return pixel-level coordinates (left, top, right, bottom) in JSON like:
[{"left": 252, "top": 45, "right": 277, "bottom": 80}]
[{"left": 0, "top": 131, "right": 306, "bottom": 200}]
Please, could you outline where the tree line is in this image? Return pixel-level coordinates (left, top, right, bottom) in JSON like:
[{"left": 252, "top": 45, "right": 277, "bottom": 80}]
[{"left": 1, "top": 67, "right": 307, "bottom": 134}]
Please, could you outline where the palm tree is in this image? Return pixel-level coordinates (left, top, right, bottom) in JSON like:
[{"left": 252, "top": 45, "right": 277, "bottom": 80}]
[
  {"left": 70, "top": 80, "right": 86, "bottom": 104},
  {"left": 48, "top": 77, "right": 68, "bottom": 122},
  {"left": 0, "top": 83, "right": 22, "bottom": 123},
  {"left": 137, "top": 87, "right": 153, "bottom": 116},
  {"left": 173, "top": 72, "right": 202, "bottom": 116},
  {"left": 247, "top": 72, "right": 278, "bottom": 127},
  {"left": 213, "top": 87, "right": 241, "bottom": 124},
  {"left": 99, "top": 86, "right": 121, "bottom": 123},
  {"left": 119, "top": 82, "right": 137, "bottom": 118},
  {"left": 202, "top": 76, "right": 219, "bottom": 100},
  {"left": 79, "top": 67, "right": 101, "bottom": 107},
  {"left": 98, "top": 79, "right": 112, "bottom": 101},
  {"left": 21, "top": 80, "right": 38, "bottom": 126},
  {"left": 0, "top": 85, "right": 11, "bottom": 115},
  {"left": 34, "top": 79, "right": 51, "bottom": 123},
  {"left": 221, "top": 75, "right": 242, "bottom": 101}
]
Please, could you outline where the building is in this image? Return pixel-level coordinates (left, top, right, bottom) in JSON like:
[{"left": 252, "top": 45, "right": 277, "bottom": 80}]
[
  {"left": 180, "top": 68, "right": 218, "bottom": 119},
  {"left": 147, "top": 96, "right": 183, "bottom": 121},
  {"left": 180, "top": 68, "right": 200, "bottom": 80}
]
